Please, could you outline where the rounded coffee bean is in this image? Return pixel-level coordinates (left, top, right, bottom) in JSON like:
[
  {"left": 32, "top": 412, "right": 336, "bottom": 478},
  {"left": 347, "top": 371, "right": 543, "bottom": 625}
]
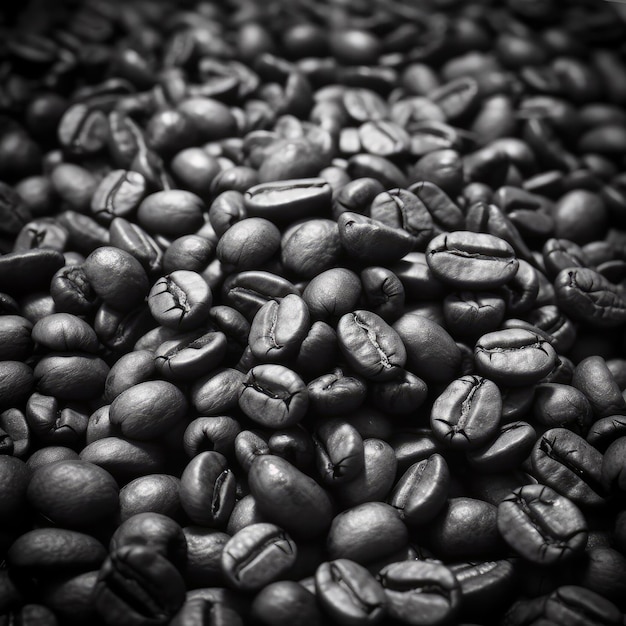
[
  {"left": 497, "top": 484, "right": 588, "bottom": 565},
  {"left": 378, "top": 560, "right": 461, "bottom": 626},
  {"left": 180, "top": 451, "right": 236, "bottom": 528},
  {"left": 281, "top": 219, "right": 341, "bottom": 279},
  {"left": 190, "top": 370, "right": 246, "bottom": 416},
  {"left": 337, "top": 310, "right": 406, "bottom": 382},
  {"left": 221, "top": 523, "right": 297, "bottom": 591},
  {"left": 426, "top": 231, "right": 519, "bottom": 289},
  {"left": 216, "top": 218, "right": 280, "bottom": 271},
  {"left": 148, "top": 270, "right": 213, "bottom": 331},
  {"left": 251, "top": 580, "right": 322, "bottom": 626},
  {"left": 248, "top": 455, "right": 333, "bottom": 539},
  {"left": 239, "top": 364, "right": 308, "bottom": 428},
  {"left": 27, "top": 460, "right": 118, "bottom": 528},
  {"left": 474, "top": 328, "right": 557, "bottom": 386},
  {"left": 443, "top": 292, "right": 506, "bottom": 340},
  {"left": 104, "top": 350, "right": 156, "bottom": 403},
  {"left": 430, "top": 375, "right": 501, "bottom": 450},
  {"left": 118, "top": 475, "right": 182, "bottom": 522},
  {"left": 327, "top": 502, "right": 408, "bottom": 564},
  {"left": 315, "top": 559, "right": 387, "bottom": 625},
  {"left": 302, "top": 268, "right": 362, "bottom": 323},
  {"left": 83, "top": 246, "right": 149, "bottom": 311},
  {"left": 110, "top": 380, "right": 188, "bottom": 441},
  {"left": 94, "top": 545, "right": 186, "bottom": 626},
  {"left": 429, "top": 497, "right": 502, "bottom": 560},
  {"left": 137, "top": 190, "right": 205, "bottom": 238}
]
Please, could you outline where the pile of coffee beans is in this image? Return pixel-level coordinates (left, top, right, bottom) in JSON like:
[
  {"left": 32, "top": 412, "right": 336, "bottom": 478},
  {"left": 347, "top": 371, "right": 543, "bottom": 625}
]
[{"left": 2, "top": 0, "right": 626, "bottom": 623}]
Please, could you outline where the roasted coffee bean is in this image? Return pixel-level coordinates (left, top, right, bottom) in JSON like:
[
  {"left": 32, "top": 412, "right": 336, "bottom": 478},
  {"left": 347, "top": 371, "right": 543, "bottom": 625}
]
[
  {"left": 118, "top": 475, "right": 182, "bottom": 522},
  {"left": 32, "top": 313, "right": 99, "bottom": 353},
  {"left": 430, "top": 375, "right": 501, "bottom": 450},
  {"left": 216, "top": 218, "right": 280, "bottom": 271},
  {"left": 148, "top": 271, "right": 212, "bottom": 331},
  {"left": 251, "top": 580, "right": 322, "bottom": 626},
  {"left": 281, "top": 219, "right": 341, "bottom": 279},
  {"left": 335, "top": 438, "right": 396, "bottom": 508},
  {"left": 443, "top": 291, "right": 506, "bottom": 340},
  {"left": 429, "top": 497, "right": 503, "bottom": 560},
  {"left": 27, "top": 459, "right": 118, "bottom": 528},
  {"left": 308, "top": 370, "right": 367, "bottom": 416},
  {"left": 359, "top": 266, "right": 405, "bottom": 323},
  {"left": 248, "top": 455, "right": 333, "bottom": 539},
  {"left": 109, "top": 218, "right": 163, "bottom": 275},
  {"left": 248, "top": 294, "right": 310, "bottom": 362},
  {"left": 154, "top": 331, "right": 228, "bottom": 381},
  {"left": 83, "top": 246, "right": 149, "bottom": 312},
  {"left": 474, "top": 328, "right": 557, "bottom": 386},
  {"left": 337, "top": 212, "right": 414, "bottom": 264},
  {"left": 389, "top": 453, "right": 450, "bottom": 526},
  {"left": 337, "top": 310, "right": 406, "bottom": 382},
  {"left": 109, "top": 380, "right": 187, "bottom": 441},
  {"left": 110, "top": 512, "right": 187, "bottom": 571},
  {"left": 239, "top": 364, "right": 308, "bottom": 428},
  {"left": 532, "top": 383, "right": 593, "bottom": 434},
  {"left": 543, "top": 585, "right": 622, "bottom": 626},
  {"left": 94, "top": 545, "right": 186, "bottom": 626},
  {"left": 327, "top": 502, "right": 408, "bottom": 564},
  {"left": 91, "top": 170, "right": 147, "bottom": 224},
  {"left": 315, "top": 559, "right": 387, "bottom": 625},
  {"left": 467, "top": 420, "right": 537, "bottom": 473},
  {"left": 554, "top": 267, "right": 626, "bottom": 329},
  {"left": 498, "top": 484, "right": 587, "bottom": 564},
  {"left": 137, "top": 190, "right": 205, "bottom": 238},
  {"left": 221, "top": 523, "right": 297, "bottom": 591},
  {"left": 426, "top": 231, "right": 519, "bottom": 290},
  {"left": 221, "top": 271, "right": 298, "bottom": 321},
  {"left": 378, "top": 560, "right": 461, "bottom": 626},
  {"left": 244, "top": 178, "right": 331, "bottom": 222},
  {"left": 50, "top": 264, "right": 99, "bottom": 315},
  {"left": 34, "top": 354, "right": 109, "bottom": 400},
  {"left": 531, "top": 428, "right": 606, "bottom": 507},
  {"left": 180, "top": 451, "right": 236, "bottom": 528},
  {"left": 0, "top": 249, "right": 65, "bottom": 295},
  {"left": 302, "top": 268, "right": 362, "bottom": 323},
  {"left": 8, "top": 528, "right": 106, "bottom": 577},
  {"left": 572, "top": 356, "right": 626, "bottom": 419},
  {"left": 24, "top": 392, "right": 89, "bottom": 447},
  {"left": 80, "top": 437, "right": 167, "bottom": 483}
]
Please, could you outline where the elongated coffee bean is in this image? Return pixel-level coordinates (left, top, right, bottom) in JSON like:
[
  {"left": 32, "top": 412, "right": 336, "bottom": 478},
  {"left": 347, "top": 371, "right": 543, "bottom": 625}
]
[
  {"left": 426, "top": 231, "right": 518, "bottom": 289},
  {"left": 474, "top": 328, "right": 557, "bottom": 386}
]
